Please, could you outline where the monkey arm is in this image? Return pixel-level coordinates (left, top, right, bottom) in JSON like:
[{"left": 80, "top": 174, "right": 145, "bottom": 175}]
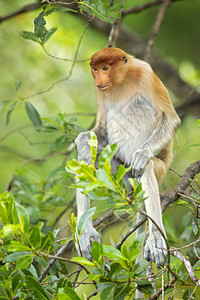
[
  {"left": 132, "top": 111, "right": 180, "bottom": 177},
  {"left": 141, "top": 160, "right": 167, "bottom": 267},
  {"left": 75, "top": 125, "right": 107, "bottom": 259}
]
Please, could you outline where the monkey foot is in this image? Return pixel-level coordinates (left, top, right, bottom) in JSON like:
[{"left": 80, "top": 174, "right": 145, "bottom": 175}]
[
  {"left": 144, "top": 230, "right": 167, "bottom": 268},
  {"left": 76, "top": 224, "right": 101, "bottom": 260}
]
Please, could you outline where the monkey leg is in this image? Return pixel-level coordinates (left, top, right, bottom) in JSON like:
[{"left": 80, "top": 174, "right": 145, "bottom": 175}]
[
  {"left": 141, "top": 159, "right": 167, "bottom": 268},
  {"left": 75, "top": 131, "right": 101, "bottom": 260}
]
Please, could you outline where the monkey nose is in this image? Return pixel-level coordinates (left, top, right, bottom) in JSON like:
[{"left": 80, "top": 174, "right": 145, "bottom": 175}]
[{"left": 95, "top": 82, "right": 102, "bottom": 88}]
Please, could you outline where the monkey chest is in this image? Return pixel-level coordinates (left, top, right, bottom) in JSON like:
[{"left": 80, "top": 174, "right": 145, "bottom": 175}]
[{"left": 106, "top": 96, "right": 157, "bottom": 164}]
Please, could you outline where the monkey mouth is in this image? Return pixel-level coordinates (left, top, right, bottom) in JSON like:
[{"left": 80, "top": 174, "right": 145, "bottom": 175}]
[{"left": 97, "top": 85, "right": 109, "bottom": 91}]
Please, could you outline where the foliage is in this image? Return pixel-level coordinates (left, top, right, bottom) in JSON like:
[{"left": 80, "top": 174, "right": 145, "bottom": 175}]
[
  {"left": 0, "top": 133, "right": 200, "bottom": 299},
  {"left": 66, "top": 131, "right": 145, "bottom": 217}
]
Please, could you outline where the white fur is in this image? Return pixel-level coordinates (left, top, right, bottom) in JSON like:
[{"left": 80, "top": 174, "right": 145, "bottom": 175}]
[{"left": 106, "top": 94, "right": 158, "bottom": 165}]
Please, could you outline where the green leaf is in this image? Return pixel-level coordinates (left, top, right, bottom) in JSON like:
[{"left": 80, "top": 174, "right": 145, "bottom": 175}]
[
  {"left": 134, "top": 261, "right": 149, "bottom": 275},
  {"left": 6, "top": 101, "right": 17, "bottom": 125},
  {"left": 12, "top": 273, "right": 23, "bottom": 293},
  {"left": 116, "top": 165, "right": 131, "bottom": 183},
  {"left": 34, "top": 12, "right": 46, "bottom": 38},
  {"left": 88, "top": 131, "right": 98, "bottom": 167},
  {"left": 8, "top": 241, "right": 31, "bottom": 252},
  {"left": 114, "top": 284, "right": 128, "bottom": 300},
  {"left": 41, "top": 231, "right": 55, "bottom": 251},
  {"left": 103, "top": 245, "right": 127, "bottom": 261},
  {"left": 1, "top": 224, "right": 23, "bottom": 237},
  {"left": 53, "top": 134, "right": 68, "bottom": 150},
  {"left": 91, "top": 241, "right": 104, "bottom": 267},
  {"left": 44, "top": 27, "right": 57, "bottom": 43},
  {"left": 98, "top": 143, "right": 117, "bottom": 169},
  {"left": 182, "top": 288, "right": 196, "bottom": 300},
  {"left": 66, "top": 159, "right": 95, "bottom": 181},
  {"left": 98, "top": 282, "right": 115, "bottom": 292},
  {"left": 20, "top": 31, "right": 41, "bottom": 43},
  {"left": 77, "top": 207, "right": 96, "bottom": 236},
  {"left": 136, "top": 282, "right": 154, "bottom": 295},
  {"left": 45, "top": 195, "right": 66, "bottom": 206},
  {"left": 129, "top": 232, "right": 146, "bottom": 251},
  {"left": 58, "top": 287, "right": 81, "bottom": 300},
  {"left": 30, "top": 226, "right": 41, "bottom": 249},
  {"left": 4, "top": 251, "right": 33, "bottom": 263},
  {"left": 14, "top": 202, "right": 30, "bottom": 232},
  {"left": 193, "top": 260, "right": 200, "bottom": 270},
  {"left": 71, "top": 257, "right": 94, "bottom": 266},
  {"left": 84, "top": 180, "right": 105, "bottom": 193},
  {"left": 0, "top": 99, "right": 11, "bottom": 112},
  {"left": 196, "top": 119, "right": 200, "bottom": 127},
  {"left": 17, "top": 255, "right": 33, "bottom": 269},
  {"left": 187, "top": 143, "right": 200, "bottom": 148},
  {"left": 100, "top": 284, "right": 115, "bottom": 300},
  {"left": 25, "top": 101, "right": 42, "bottom": 127},
  {"left": 26, "top": 276, "right": 50, "bottom": 299}
]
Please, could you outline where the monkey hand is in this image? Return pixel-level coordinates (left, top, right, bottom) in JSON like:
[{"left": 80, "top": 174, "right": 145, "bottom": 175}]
[
  {"left": 144, "top": 229, "right": 167, "bottom": 268},
  {"left": 75, "top": 131, "right": 92, "bottom": 162},
  {"left": 75, "top": 224, "right": 101, "bottom": 260},
  {"left": 131, "top": 148, "right": 153, "bottom": 178}
]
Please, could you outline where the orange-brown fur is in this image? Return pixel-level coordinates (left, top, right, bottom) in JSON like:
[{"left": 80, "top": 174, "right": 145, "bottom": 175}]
[{"left": 90, "top": 47, "right": 180, "bottom": 185}]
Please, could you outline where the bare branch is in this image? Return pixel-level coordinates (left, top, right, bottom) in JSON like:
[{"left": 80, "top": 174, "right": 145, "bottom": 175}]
[
  {"left": 107, "top": 0, "right": 125, "bottom": 47},
  {"left": 42, "top": 44, "right": 90, "bottom": 62},
  {"left": 38, "top": 240, "right": 72, "bottom": 282},
  {"left": 161, "top": 160, "right": 200, "bottom": 211},
  {"left": 0, "top": 1, "right": 42, "bottom": 24},
  {"left": 171, "top": 250, "right": 200, "bottom": 286},
  {"left": 115, "top": 216, "right": 146, "bottom": 249},
  {"left": 122, "top": 0, "right": 181, "bottom": 17},
  {"left": 144, "top": 0, "right": 172, "bottom": 62}
]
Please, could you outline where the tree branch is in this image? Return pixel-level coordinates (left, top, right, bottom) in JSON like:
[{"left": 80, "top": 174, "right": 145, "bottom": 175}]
[
  {"left": 145, "top": 0, "right": 172, "bottom": 62},
  {"left": 161, "top": 160, "right": 200, "bottom": 211},
  {"left": 0, "top": 1, "right": 42, "bottom": 24},
  {"left": 122, "top": 0, "right": 181, "bottom": 17},
  {"left": 171, "top": 250, "right": 200, "bottom": 286}
]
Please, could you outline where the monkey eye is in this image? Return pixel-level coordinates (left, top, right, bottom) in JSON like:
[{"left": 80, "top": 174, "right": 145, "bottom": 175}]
[
  {"left": 93, "top": 67, "right": 98, "bottom": 71},
  {"left": 103, "top": 66, "right": 108, "bottom": 71},
  {"left": 121, "top": 56, "right": 127, "bottom": 63}
]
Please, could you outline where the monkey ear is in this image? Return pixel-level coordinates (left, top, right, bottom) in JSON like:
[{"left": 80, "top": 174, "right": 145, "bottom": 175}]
[{"left": 121, "top": 56, "right": 128, "bottom": 63}]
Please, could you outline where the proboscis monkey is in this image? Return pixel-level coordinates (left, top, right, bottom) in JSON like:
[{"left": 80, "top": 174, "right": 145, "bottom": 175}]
[{"left": 75, "top": 47, "right": 180, "bottom": 268}]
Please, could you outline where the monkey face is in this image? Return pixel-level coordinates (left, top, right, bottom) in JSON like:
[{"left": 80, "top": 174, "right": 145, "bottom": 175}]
[
  {"left": 90, "top": 47, "right": 129, "bottom": 92},
  {"left": 91, "top": 65, "right": 112, "bottom": 92}
]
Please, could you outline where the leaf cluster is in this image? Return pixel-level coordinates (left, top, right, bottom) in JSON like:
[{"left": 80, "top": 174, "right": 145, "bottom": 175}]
[
  {"left": 78, "top": 0, "right": 122, "bottom": 24},
  {"left": 66, "top": 131, "right": 146, "bottom": 217}
]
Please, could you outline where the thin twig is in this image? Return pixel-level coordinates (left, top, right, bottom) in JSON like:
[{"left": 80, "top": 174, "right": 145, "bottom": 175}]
[
  {"left": 42, "top": 44, "right": 90, "bottom": 62},
  {"left": 41, "top": 268, "right": 82, "bottom": 285},
  {"left": 52, "top": 197, "right": 76, "bottom": 227},
  {"left": 170, "top": 238, "right": 200, "bottom": 252},
  {"left": 72, "top": 268, "right": 82, "bottom": 288},
  {"left": 20, "top": 19, "right": 92, "bottom": 100},
  {"left": 46, "top": 0, "right": 78, "bottom": 5},
  {"left": 107, "top": 0, "right": 126, "bottom": 47},
  {"left": 144, "top": 0, "right": 172, "bottom": 62},
  {"left": 0, "top": 124, "right": 32, "bottom": 143},
  {"left": 115, "top": 216, "right": 147, "bottom": 249},
  {"left": 171, "top": 250, "right": 200, "bottom": 287}
]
